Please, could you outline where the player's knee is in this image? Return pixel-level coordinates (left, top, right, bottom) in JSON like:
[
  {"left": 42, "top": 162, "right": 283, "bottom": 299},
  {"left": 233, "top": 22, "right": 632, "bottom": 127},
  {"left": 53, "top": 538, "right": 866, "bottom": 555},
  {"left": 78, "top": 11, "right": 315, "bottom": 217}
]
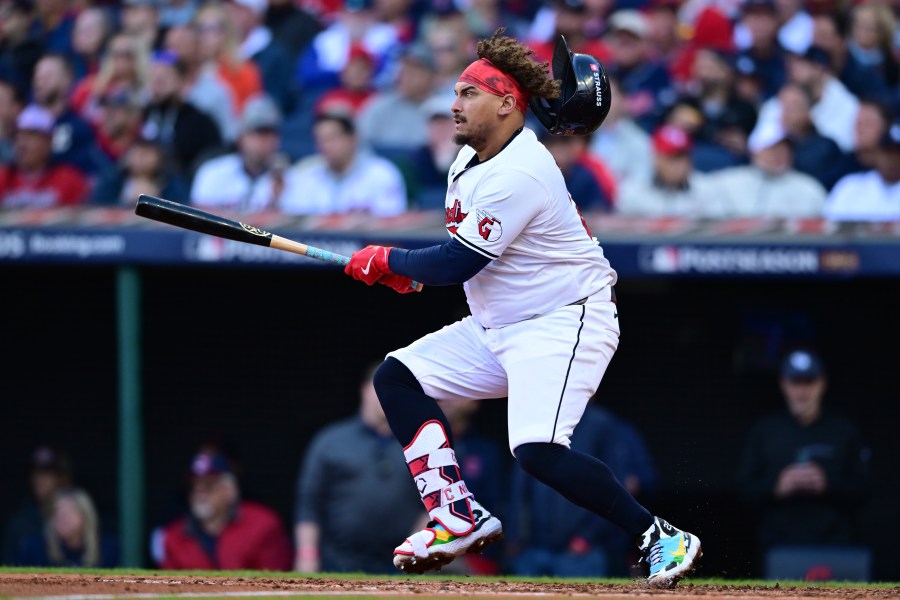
[
  {"left": 514, "top": 442, "right": 566, "bottom": 478},
  {"left": 373, "top": 357, "right": 421, "bottom": 397}
]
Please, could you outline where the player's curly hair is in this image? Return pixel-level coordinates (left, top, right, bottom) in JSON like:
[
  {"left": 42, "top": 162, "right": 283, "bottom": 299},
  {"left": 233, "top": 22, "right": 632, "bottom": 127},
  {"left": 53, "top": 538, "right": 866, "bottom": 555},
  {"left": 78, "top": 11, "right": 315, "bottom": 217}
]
[{"left": 476, "top": 28, "right": 560, "bottom": 100}]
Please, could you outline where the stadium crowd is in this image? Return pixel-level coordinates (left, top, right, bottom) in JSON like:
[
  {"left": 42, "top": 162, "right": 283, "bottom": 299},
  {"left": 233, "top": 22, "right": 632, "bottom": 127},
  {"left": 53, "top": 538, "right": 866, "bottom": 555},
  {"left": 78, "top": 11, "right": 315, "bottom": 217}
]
[{"left": 0, "top": 0, "right": 897, "bottom": 219}]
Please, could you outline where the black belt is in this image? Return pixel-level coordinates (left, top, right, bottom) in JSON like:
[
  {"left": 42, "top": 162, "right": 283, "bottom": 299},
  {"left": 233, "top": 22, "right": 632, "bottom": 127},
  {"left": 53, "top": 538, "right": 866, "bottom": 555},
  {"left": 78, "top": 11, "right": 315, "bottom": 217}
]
[{"left": 569, "top": 286, "right": 616, "bottom": 306}]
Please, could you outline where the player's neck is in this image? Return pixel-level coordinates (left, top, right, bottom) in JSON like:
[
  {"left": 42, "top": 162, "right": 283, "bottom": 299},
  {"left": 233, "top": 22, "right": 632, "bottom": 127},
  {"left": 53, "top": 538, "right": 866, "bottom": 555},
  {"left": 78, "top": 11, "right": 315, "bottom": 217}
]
[{"left": 474, "top": 124, "right": 524, "bottom": 162}]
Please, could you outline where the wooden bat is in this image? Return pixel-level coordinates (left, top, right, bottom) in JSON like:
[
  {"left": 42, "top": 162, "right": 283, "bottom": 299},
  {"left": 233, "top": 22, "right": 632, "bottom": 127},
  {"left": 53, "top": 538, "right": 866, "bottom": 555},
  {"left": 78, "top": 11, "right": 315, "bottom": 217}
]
[{"left": 134, "top": 195, "right": 423, "bottom": 291}]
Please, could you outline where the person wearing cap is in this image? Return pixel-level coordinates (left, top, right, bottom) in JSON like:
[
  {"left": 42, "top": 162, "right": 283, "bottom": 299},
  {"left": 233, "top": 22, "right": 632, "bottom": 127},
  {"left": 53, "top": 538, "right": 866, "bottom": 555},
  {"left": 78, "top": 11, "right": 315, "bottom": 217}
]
[
  {"left": 313, "top": 43, "right": 378, "bottom": 119},
  {"left": 824, "top": 120, "right": 900, "bottom": 221},
  {"left": 736, "top": 350, "right": 871, "bottom": 569},
  {"left": 356, "top": 43, "right": 438, "bottom": 152},
  {"left": 777, "top": 82, "right": 843, "bottom": 189},
  {"left": 605, "top": 9, "right": 673, "bottom": 131},
  {"left": 688, "top": 49, "right": 758, "bottom": 145},
  {"left": 144, "top": 49, "right": 223, "bottom": 178},
  {"left": 618, "top": 124, "right": 720, "bottom": 217},
  {"left": 159, "top": 451, "right": 292, "bottom": 570},
  {"left": 732, "top": 0, "right": 786, "bottom": 100},
  {"left": 405, "top": 93, "right": 463, "bottom": 209},
  {"left": 91, "top": 134, "right": 190, "bottom": 207},
  {"left": 704, "top": 118, "right": 825, "bottom": 217},
  {"left": 95, "top": 89, "right": 146, "bottom": 162},
  {"left": 0, "top": 103, "right": 91, "bottom": 208},
  {"left": 281, "top": 112, "right": 407, "bottom": 216},
  {"left": 190, "top": 94, "right": 293, "bottom": 212}
]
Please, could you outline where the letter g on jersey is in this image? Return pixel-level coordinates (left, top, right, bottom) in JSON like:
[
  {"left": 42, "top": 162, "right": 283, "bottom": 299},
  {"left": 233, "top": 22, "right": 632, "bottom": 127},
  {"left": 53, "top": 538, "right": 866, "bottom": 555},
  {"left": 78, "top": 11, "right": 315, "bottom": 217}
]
[{"left": 476, "top": 209, "right": 502, "bottom": 242}]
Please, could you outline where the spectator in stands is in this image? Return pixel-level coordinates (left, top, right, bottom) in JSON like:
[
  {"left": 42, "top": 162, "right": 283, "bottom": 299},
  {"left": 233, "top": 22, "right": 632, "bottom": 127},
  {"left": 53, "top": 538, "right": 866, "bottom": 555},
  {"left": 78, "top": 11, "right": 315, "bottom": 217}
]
[
  {"left": 0, "top": 78, "right": 24, "bottom": 163},
  {"left": 540, "top": 129, "right": 615, "bottom": 212},
  {"left": 736, "top": 350, "right": 871, "bottom": 565},
  {"left": 705, "top": 120, "right": 826, "bottom": 217},
  {"left": 160, "top": 0, "right": 199, "bottom": 29},
  {"left": 812, "top": 12, "right": 890, "bottom": 101},
  {"left": 33, "top": 0, "right": 75, "bottom": 55},
  {"left": 755, "top": 46, "right": 859, "bottom": 153},
  {"left": 264, "top": 0, "right": 320, "bottom": 61},
  {"left": 847, "top": 3, "right": 898, "bottom": 91},
  {"left": 825, "top": 120, "right": 900, "bottom": 222},
  {"left": 778, "top": 82, "right": 843, "bottom": 189},
  {"left": 645, "top": 0, "right": 683, "bottom": 64},
  {"left": 71, "top": 33, "right": 150, "bottom": 127},
  {"left": 121, "top": 0, "right": 163, "bottom": 51},
  {"left": 423, "top": 17, "right": 475, "bottom": 94},
  {"left": 605, "top": 9, "right": 673, "bottom": 131},
  {"left": 313, "top": 43, "right": 377, "bottom": 119},
  {"left": 526, "top": 0, "right": 610, "bottom": 67},
  {"left": 2, "top": 446, "right": 73, "bottom": 565},
  {"left": 70, "top": 7, "right": 113, "bottom": 82},
  {"left": 227, "top": 0, "right": 295, "bottom": 113},
  {"left": 0, "top": 104, "right": 91, "bottom": 208},
  {"left": 838, "top": 98, "right": 892, "bottom": 175},
  {"left": 191, "top": 94, "right": 291, "bottom": 212},
  {"left": 163, "top": 24, "right": 237, "bottom": 143},
  {"left": 357, "top": 42, "right": 437, "bottom": 152},
  {"left": 92, "top": 135, "right": 190, "bottom": 206},
  {"left": 160, "top": 451, "right": 292, "bottom": 570},
  {"left": 589, "top": 76, "right": 653, "bottom": 186},
  {"left": 406, "top": 94, "right": 462, "bottom": 209},
  {"left": 505, "top": 404, "right": 658, "bottom": 577},
  {"left": 95, "top": 89, "right": 145, "bottom": 163},
  {"left": 618, "top": 125, "right": 719, "bottom": 217},
  {"left": 144, "top": 49, "right": 222, "bottom": 179},
  {"left": 16, "top": 487, "right": 119, "bottom": 568},
  {"left": 459, "top": 0, "right": 529, "bottom": 40},
  {"left": 0, "top": 0, "right": 44, "bottom": 95},
  {"left": 294, "top": 365, "right": 424, "bottom": 573},
  {"left": 733, "top": 0, "right": 786, "bottom": 100},
  {"left": 688, "top": 49, "right": 758, "bottom": 149},
  {"left": 282, "top": 112, "right": 407, "bottom": 215},
  {"left": 195, "top": 2, "right": 262, "bottom": 113}
]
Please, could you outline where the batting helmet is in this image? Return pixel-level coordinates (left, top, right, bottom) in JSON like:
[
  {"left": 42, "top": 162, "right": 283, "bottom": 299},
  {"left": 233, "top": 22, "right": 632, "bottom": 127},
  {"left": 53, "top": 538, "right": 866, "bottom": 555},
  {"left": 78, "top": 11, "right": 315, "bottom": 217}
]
[{"left": 529, "top": 36, "right": 611, "bottom": 136}]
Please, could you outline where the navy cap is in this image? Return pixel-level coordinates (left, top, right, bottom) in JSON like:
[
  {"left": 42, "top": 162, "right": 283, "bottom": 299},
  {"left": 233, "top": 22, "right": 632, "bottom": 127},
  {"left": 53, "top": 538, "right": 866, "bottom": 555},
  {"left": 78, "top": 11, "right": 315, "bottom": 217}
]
[
  {"left": 190, "top": 452, "right": 231, "bottom": 477},
  {"left": 780, "top": 350, "right": 825, "bottom": 381}
]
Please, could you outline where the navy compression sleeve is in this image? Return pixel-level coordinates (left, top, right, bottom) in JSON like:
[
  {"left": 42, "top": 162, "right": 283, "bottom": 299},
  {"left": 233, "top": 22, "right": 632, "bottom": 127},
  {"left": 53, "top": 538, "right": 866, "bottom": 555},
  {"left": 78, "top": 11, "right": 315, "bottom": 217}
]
[{"left": 388, "top": 238, "right": 491, "bottom": 286}]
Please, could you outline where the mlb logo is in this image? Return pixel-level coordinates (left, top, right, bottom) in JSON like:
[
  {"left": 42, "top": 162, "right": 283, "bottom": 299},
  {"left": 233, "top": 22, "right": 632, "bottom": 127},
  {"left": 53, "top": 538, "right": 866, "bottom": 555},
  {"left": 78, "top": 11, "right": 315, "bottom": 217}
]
[{"left": 590, "top": 63, "right": 599, "bottom": 72}]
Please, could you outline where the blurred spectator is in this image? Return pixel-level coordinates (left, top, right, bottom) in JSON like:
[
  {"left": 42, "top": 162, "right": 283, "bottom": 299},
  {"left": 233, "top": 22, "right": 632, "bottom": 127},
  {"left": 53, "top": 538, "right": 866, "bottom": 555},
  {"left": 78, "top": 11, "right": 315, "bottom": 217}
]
[
  {"left": 372, "top": 0, "right": 416, "bottom": 45},
  {"left": 0, "top": 78, "right": 24, "bottom": 163},
  {"left": 847, "top": 3, "right": 898, "bottom": 91},
  {"left": 121, "top": 0, "right": 162, "bottom": 51},
  {"left": 825, "top": 120, "right": 900, "bottom": 222},
  {"left": 734, "top": 52, "right": 768, "bottom": 107},
  {"left": 778, "top": 82, "right": 843, "bottom": 189},
  {"left": 31, "top": 53, "right": 109, "bottom": 177},
  {"left": 688, "top": 48, "right": 758, "bottom": 145},
  {"left": 402, "top": 93, "right": 460, "bottom": 209},
  {"left": 668, "top": 6, "right": 734, "bottom": 88},
  {"left": 422, "top": 17, "right": 475, "bottom": 94},
  {"left": 755, "top": 46, "right": 859, "bottom": 153},
  {"left": 705, "top": 120, "right": 825, "bottom": 217},
  {"left": 736, "top": 350, "right": 871, "bottom": 561},
  {"left": 195, "top": 1, "right": 262, "bottom": 113},
  {"left": 733, "top": 0, "right": 786, "bottom": 100},
  {"left": 618, "top": 124, "right": 719, "bottom": 217},
  {"left": 144, "top": 49, "right": 223, "bottom": 178},
  {"left": 605, "top": 9, "right": 674, "bottom": 131},
  {"left": 357, "top": 42, "right": 436, "bottom": 151},
  {"left": 294, "top": 365, "right": 424, "bottom": 573},
  {"left": 282, "top": 112, "right": 407, "bottom": 215},
  {"left": 838, "top": 97, "right": 892, "bottom": 175},
  {"left": 159, "top": 451, "right": 292, "bottom": 570},
  {"left": 2, "top": 446, "right": 72, "bottom": 565},
  {"left": 589, "top": 76, "right": 653, "bottom": 185},
  {"left": 540, "top": 129, "right": 615, "bottom": 212},
  {"left": 0, "top": 104, "right": 90, "bottom": 208},
  {"left": 313, "top": 43, "right": 377, "bottom": 118},
  {"left": 526, "top": 0, "right": 610, "bottom": 66},
  {"left": 70, "top": 33, "right": 150, "bottom": 126},
  {"left": 16, "top": 487, "right": 119, "bottom": 568},
  {"left": 160, "top": 0, "right": 199, "bottom": 28},
  {"left": 0, "top": 0, "right": 44, "bottom": 94},
  {"left": 95, "top": 89, "right": 145, "bottom": 163},
  {"left": 92, "top": 135, "right": 189, "bottom": 206},
  {"left": 33, "top": 0, "right": 75, "bottom": 55},
  {"left": 460, "top": 0, "right": 529, "bottom": 40},
  {"left": 163, "top": 24, "right": 238, "bottom": 143},
  {"left": 191, "top": 94, "right": 290, "bottom": 212},
  {"left": 264, "top": 0, "right": 320, "bottom": 61},
  {"left": 812, "top": 12, "right": 891, "bottom": 101},
  {"left": 227, "top": 0, "right": 295, "bottom": 113},
  {"left": 69, "top": 7, "right": 113, "bottom": 81},
  {"left": 505, "top": 405, "right": 658, "bottom": 577},
  {"left": 645, "top": 0, "right": 682, "bottom": 63}
]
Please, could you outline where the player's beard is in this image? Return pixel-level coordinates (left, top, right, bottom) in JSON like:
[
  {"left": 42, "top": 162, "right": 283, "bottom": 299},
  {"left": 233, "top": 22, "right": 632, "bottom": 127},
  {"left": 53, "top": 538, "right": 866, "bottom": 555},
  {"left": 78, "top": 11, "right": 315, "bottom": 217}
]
[{"left": 453, "top": 118, "right": 489, "bottom": 149}]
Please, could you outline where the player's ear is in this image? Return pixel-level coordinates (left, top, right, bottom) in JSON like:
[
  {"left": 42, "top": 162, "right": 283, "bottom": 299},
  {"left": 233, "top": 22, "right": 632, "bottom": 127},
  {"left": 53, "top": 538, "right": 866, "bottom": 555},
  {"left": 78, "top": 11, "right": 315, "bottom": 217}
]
[{"left": 498, "top": 94, "right": 517, "bottom": 116}]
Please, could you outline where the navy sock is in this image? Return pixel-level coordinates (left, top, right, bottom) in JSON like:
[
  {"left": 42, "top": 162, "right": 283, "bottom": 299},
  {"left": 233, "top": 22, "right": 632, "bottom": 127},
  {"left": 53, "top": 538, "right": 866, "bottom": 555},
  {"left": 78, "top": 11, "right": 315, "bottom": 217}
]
[
  {"left": 373, "top": 357, "right": 454, "bottom": 448},
  {"left": 515, "top": 442, "right": 654, "bottom": 537}
]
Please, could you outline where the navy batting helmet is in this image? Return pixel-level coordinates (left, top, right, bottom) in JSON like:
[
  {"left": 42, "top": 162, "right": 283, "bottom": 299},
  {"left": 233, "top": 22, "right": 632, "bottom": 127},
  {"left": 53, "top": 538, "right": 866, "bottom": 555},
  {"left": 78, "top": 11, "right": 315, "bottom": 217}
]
[{"left": 529, "top": 36, "right": 611, "bottom": 136}]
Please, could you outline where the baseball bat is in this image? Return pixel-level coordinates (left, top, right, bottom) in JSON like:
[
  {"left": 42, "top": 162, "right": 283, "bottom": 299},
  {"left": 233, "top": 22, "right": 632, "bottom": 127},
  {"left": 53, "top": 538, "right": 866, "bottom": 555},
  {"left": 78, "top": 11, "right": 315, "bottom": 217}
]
[{"left": 134, "top": 195, "right": 423, "bottom": 291}]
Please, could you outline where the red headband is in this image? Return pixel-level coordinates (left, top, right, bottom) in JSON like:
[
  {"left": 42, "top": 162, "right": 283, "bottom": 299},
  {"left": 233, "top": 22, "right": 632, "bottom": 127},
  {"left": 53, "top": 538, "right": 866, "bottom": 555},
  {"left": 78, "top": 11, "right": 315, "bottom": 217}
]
[{"left": 458, "top": 59, "right": 529, "bottom": 113}]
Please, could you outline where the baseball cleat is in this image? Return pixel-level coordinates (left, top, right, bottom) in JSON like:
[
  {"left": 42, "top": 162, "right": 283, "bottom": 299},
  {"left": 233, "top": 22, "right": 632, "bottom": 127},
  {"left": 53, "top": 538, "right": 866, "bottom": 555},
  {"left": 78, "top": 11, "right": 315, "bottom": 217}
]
[
  {"left": 393, "top": 501, "right": 503, "bottom": 574},
  {"left": 639, "top": 516, "right": 702, "bottom": 588}
]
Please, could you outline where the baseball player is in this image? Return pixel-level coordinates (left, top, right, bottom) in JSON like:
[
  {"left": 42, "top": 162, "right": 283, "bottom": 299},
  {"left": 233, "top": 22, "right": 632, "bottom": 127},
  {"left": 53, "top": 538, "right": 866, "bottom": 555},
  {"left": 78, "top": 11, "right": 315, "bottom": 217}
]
[{"left": 344, "top": 30, "right": 701, "bottom": 588}]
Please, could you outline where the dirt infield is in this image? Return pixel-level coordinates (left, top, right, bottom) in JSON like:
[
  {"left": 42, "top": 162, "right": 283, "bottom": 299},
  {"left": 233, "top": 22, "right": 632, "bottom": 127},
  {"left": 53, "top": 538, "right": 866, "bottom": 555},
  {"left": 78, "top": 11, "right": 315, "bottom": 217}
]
[{"left": 1, "top": 574, "right": 899, "bottom": 600}]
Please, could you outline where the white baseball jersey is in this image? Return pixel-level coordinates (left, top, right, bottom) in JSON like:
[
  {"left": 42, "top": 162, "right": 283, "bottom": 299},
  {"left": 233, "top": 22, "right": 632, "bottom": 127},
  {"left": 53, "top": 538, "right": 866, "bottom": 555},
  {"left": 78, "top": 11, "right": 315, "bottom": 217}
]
[{"left": 445, "top": 127, "right": 616, "bottom": 329}]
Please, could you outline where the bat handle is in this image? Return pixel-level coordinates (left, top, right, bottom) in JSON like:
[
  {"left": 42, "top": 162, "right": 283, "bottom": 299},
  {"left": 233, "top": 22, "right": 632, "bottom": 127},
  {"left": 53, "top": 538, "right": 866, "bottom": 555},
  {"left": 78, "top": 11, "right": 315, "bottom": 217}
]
[{"left": 303, "top": 244, "right": 423, "bottom": 292}]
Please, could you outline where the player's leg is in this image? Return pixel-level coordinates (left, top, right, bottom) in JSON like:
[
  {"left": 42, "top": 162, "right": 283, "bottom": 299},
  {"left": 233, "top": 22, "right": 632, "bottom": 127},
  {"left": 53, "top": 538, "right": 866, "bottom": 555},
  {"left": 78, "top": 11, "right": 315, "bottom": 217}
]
[
  {"left": 497, "top": 292, "right": 701, "bottom": 587},
  {"left": 373, "top": 316, "right": 506, "bottom": 573}
]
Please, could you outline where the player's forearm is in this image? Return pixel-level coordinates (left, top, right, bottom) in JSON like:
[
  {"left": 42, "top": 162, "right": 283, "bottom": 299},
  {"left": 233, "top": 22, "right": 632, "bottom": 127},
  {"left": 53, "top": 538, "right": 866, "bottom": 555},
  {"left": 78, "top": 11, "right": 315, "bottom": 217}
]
[{"left": 389, "top": 238, "right": 490, "bottom": 285}]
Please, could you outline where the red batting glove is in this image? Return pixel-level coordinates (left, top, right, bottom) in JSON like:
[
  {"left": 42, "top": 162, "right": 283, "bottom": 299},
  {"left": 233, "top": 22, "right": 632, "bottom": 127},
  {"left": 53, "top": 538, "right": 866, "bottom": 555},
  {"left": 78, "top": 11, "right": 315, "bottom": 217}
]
[
  {"left": 344, "top": 245, "right": 393, "bottom": 285},
  {"left": 378, "top": 273, "right": 420, "bottom": 294}
]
